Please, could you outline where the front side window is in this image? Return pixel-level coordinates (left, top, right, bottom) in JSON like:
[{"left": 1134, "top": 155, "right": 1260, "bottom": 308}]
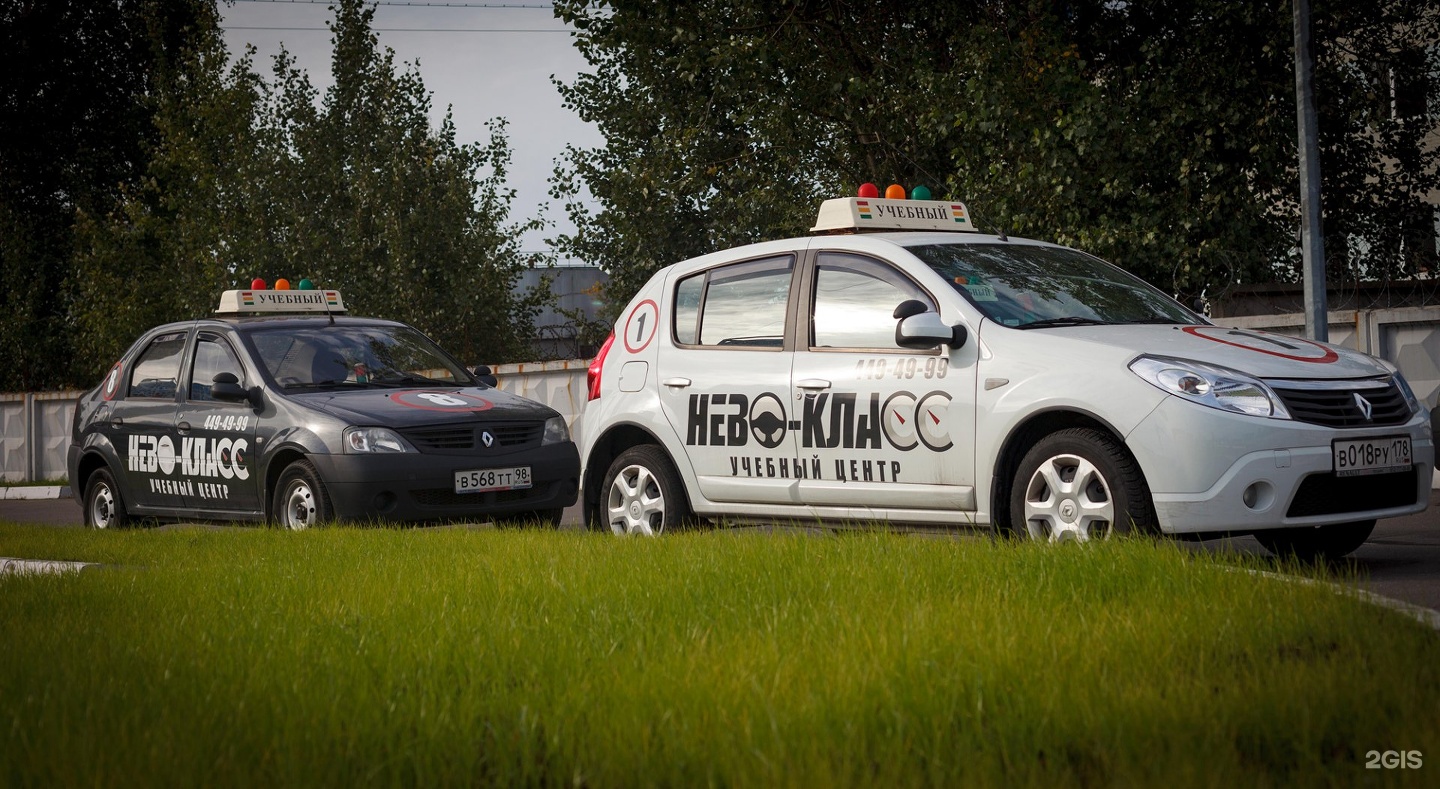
[
  {"left": 189, "top": 334, "right": 245, "bottom": 401},
  {"left": 908, "top": 242, "right": 1198, "bottom": 328},
  {"left": 128, "top": 332, "right": 187, "bottom": 399},
  {"left": 247, "top": 324, "right": 474, "bottom": 390},
  {"left": 672, "top": 255, "right": 794, "bottom": 348},
  {"left": 811, "top": 253, "right": 933, "bottom": 350}
]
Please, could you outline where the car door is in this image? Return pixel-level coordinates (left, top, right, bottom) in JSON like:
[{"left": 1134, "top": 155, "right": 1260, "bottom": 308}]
[
  {"left": 175, "top": 330, "right": 262, "bottom": 516},
  {"left": 655, "top": 253, "right": 800, "bottom": 505},
  {"left": 790, "top": 251, "right": 980, "bottom": 513},
  {"left": 112, "top": 328, "right": 191, "bottom": 512}
]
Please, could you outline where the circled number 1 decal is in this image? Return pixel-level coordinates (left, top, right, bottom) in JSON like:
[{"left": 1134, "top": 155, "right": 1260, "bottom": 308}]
[
  {"left": 388, "top": 391, "right": 495, "bottom": 412},
  {"left": 1182, "top": 326, "right": 1338, "bottom": 363},
  {"left": 624, "top": 299, "right": 659, "bottom": 354}
]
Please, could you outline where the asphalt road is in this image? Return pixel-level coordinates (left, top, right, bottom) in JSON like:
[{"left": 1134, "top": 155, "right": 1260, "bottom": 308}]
[{"left": 6, "top": 491, "right": 1438, "bottom": 611}]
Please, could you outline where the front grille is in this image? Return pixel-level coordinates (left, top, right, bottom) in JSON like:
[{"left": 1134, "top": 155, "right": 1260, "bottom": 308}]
[
  {"left": 1269, "top": 378, "right": 1411, "bottom": 428},
  {"left": 400, "top": 422, "right": 544, "bottom": 452},
  {"left": 1286, "top": 467, "right": 1418, "bottom": 517}
]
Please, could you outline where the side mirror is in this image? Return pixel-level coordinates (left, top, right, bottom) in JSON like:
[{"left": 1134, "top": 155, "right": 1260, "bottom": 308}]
[
  {"left": 211, "top": 372, "right": 262, "bottom": 407},
  {"left": 473, "top": 364, "right": 498, "bottom": 388},
  {"left": 896, "top": 307, "right": 967, "bottom": 350},
  {"left": 893, "top": 299, "right": 928, "bottom": 320}
]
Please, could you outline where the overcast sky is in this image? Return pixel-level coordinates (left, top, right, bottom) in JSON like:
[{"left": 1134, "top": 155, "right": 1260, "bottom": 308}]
[{"left": 219, "top": 0, "right": 602, "bottom": 256}]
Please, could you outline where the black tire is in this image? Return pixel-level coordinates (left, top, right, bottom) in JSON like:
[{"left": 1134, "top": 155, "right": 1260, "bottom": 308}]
[
  {"left": 1008, "top": 428, "right": 1156, "bottom": 542},
  {"left": 1254, "top": 519, "right": 1376, "bottom": 562},
  {"left": 83, "top": 467, "right": 130, "bottom": 530},
  {"left": 492, "top": 508, "right": 563, "bottom": 529},
  {"left": 272, "top": 459, "right": 332, "bottom": 530},
  {"left": 598, "top": 445, "right": 691, "bottom": 535}
]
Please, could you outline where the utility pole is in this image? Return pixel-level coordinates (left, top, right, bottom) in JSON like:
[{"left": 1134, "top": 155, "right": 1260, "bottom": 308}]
[{"left": 1294, "top": 0, "right": 1328, "bottom": 341}]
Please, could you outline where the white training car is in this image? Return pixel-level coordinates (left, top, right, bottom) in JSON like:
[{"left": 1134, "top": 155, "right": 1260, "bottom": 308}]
[{"left": 577, "top": 189, "right": 1434, "bottom": 559}]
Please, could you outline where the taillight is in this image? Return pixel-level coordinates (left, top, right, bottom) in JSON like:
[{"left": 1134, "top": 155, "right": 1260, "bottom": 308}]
[{"left": 588, "top": 331, "right": 615, "bottom": 401}]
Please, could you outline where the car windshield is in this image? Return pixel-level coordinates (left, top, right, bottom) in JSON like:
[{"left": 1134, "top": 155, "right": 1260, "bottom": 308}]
[
  {"left": 247, "top": 324, "right": 474, "bottom": 390},
  {"left": 907, "top": 242, "right": 1199, "bottom": 328}
]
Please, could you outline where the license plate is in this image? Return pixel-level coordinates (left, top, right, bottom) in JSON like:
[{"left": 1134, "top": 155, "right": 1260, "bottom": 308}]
[
  {"left": 1332, "top": 436, "right": 1412, "bottom": 477},
  {"left": 455, "top": 466, "right": 532, "bottom": 494}
]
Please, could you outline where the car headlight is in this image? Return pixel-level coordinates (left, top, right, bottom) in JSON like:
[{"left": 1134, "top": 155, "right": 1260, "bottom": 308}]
[
  {"left": 343, "top": 426, "right": 414, "bottom": 453},
  {"left": 542, "top": 416, "right": 570, "bottom": 445},
  {"left": 1129, "top": 356, "right": 1291, "bottom": 419},
  {"left": 1391, "top": 369, "right": 1422, "bottom": 415}
]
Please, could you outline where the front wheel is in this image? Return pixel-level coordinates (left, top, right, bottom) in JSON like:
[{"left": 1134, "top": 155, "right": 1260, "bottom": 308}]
[
  {"left": 84, "top": 468, "right": 130, "bottom": 529},
  {"left": 1254, "top": 519, "right": 1376, "bottom": 562},
  {"left": 273, "top": 460, "right": 332, "bottom": 530},
  {"left": 1008, "top": 428, "right": 1156, "bottom": 542},
  {"left": 600, "top": 445, "right": 691, "bottom": 535}
]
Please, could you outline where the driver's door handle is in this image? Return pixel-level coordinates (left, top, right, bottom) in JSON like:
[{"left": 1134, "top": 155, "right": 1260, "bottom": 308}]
[
  {"left": 662, "top": 377, "right": 692, "bottom": 388},
  {"left": 177, "top": 421, "right": 192, "bottom": 432},
  {"left": 796, "top": 378, "right": 832, "bottom": 390},
  {"left": 109, "top": 417, "right": 123, "bottom": 428}
]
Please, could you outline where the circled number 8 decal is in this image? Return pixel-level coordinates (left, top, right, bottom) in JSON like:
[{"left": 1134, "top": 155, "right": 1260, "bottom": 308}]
[
  {"left": 624, "top": 299, "right": 659, "bottom": 354},
  {"left": 103, "top": 362, "right": 123, "bottom": 401},
  {"left": 418, "top": 392, "right": 467, "bottom": 407},
  {"left": 388, "top": 391, "right": 495, "bottom": 411}
]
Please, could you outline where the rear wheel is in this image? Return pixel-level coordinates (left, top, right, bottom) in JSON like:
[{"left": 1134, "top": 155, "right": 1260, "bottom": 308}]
[
  {"left": 273, "top": 460, "right": 331, "bottom": 530},
  {"left": 600, "top": 445, "right": 691, "bottom": 535},
  {"left": 1009, "top": 428, "right": 1156, "bottom": 542},
  {"left": 1254, "top": 519, "right": 1375, "bottom": 562},
  {"left": 84, "top": 468, "right": 129, "bottom": 530}
]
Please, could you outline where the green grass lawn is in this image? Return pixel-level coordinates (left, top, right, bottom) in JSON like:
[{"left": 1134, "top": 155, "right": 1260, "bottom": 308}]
[{"left": 2, "top": 522, "right": 1436, "bottom": 787}]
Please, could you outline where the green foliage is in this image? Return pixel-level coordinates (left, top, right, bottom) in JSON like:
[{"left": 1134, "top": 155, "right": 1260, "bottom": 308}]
[
  {"left": 0, "top": 0, "right": 214, "bottom": 391},
  {"left": 4, "top": 0, "right": 545, "bottom": 390},
  {"left": 70, "top": 0, "right": 545, "bottom": 381},
  {"left": 552, "top": 0, "right": 1440, "bottom": 312}
]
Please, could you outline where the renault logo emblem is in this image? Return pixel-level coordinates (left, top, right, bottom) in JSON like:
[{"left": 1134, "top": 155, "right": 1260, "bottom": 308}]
[
  {"left": 481, "top": 431, "right": 495, "bottom": 447},
  {"left": 1353, "top": 393, "right": 1373, "bottom": 421}
]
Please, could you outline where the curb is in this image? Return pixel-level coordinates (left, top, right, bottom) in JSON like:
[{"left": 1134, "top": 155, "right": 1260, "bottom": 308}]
[
  {"left": 1233, "top": 566, "right": 1440, "bottom": 632},
  {"left": 1, "top": 486, "right": 72, "bottom": 500},
  {"left": 0, "top": 557, "right": 96, "bottom": 576}
]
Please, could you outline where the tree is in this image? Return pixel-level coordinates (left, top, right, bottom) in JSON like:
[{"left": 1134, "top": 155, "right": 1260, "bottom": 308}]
[
  {"left": 0, "top": 0, "right": 213, "bottom": 391},
  {"left": 551, "top": 0, "right": 1439, "bottom": 312},
  {"left": 71, "top": 0, "right": 547, "bottom": 380},
  {"left": 263, "top": 0, "right": 549, "bottom": 365}
]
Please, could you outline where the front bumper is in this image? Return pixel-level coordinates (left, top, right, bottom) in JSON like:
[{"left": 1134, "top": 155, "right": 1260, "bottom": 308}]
[
  {"left": 1127, "top": 397, "right": 1434, "bottom": 535},
  {"left": 308, "top": 443, "right": 580, "bottom": 523}
]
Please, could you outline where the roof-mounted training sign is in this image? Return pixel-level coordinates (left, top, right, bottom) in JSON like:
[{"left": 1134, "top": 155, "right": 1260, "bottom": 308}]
[
  {"left": 811, "top": 183, "right": 977, "bottom": 234},
  {"left": 215, "top": 277, "right": 346, "bottom": 315}
]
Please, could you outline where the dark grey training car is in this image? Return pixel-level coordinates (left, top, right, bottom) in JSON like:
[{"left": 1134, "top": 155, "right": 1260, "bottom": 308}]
[{"left": 68, "top": 288, "right": 579, "bottom": 529}]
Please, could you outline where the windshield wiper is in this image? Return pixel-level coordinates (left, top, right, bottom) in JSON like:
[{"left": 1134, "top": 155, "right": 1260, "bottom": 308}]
[
  {"left": 285, "top": 379, "right": 391, "bottom": 389},
  {"left": 372, "top": 373, "right": 463, "bottom": 387},
  {"left": 1016, "top": 317, "right": 1112, "bottom": 330},
  {"left": 1121, "top": 317, "right": 1187, "bottom": 325}
]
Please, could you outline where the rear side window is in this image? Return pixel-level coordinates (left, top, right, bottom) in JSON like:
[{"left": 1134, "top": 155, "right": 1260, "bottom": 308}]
[
  {"left": 128, "top": 332, "right": 187, "bottom": 399},
  {"left": 672, "top": 255, "right": 794, "bottom": 349}
]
